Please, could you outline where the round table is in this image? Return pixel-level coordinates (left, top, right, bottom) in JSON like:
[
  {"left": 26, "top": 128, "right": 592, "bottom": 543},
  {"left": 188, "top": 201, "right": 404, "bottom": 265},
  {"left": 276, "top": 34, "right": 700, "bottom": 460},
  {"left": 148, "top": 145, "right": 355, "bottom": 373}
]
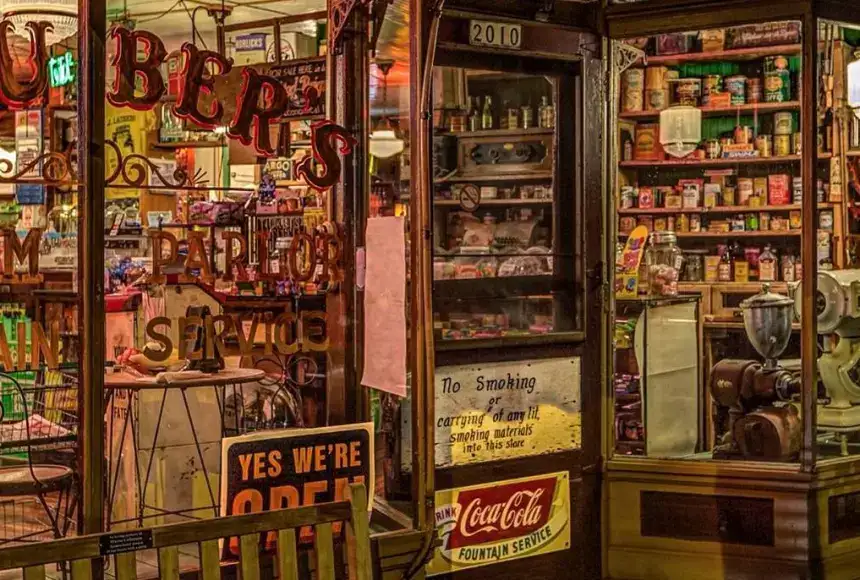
[{"left": 104, "top": 367, "right": 265, "bottom": 526}]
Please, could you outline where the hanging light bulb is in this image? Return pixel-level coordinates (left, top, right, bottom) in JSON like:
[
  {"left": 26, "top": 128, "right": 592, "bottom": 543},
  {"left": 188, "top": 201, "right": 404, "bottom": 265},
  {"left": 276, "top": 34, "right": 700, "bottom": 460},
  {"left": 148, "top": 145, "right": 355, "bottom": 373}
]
[
  {"left": 369, "top": 59, "right": 405, "bottom": 160},
  {"left": 849, "top": 51, "right": 860, "bottom": 120},
  {"left": 659, "top": 105, "right": 702, "bottom": 158}
]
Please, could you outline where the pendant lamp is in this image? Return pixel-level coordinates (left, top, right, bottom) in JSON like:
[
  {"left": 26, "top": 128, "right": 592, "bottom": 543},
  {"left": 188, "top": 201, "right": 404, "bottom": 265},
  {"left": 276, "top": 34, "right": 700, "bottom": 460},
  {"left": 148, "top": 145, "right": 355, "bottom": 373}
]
[
  {"left": 659, "top": 105, "right": 702, "bottom": 158},
  {"left": 369, "top": 59, "right": 405, "bottom": 160},
  {"left": 1, "top": 0, "right": 77, "bottom": 45}
]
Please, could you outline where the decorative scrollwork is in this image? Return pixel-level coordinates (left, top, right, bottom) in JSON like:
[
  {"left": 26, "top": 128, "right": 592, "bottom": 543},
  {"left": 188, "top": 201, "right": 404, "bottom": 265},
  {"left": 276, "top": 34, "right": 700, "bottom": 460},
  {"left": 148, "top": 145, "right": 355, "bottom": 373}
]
[
  {"left": 612, "top": 40, "right": 646, "bottom": 75},
  {"left": 0, "top": 142, "right": 77, "bottom": 185},
  {"left": 105, "top": 139, "right": 208, "bottom": 189},
  {"left": 329, "top": 0, "right": 371, "bottom": 52}
]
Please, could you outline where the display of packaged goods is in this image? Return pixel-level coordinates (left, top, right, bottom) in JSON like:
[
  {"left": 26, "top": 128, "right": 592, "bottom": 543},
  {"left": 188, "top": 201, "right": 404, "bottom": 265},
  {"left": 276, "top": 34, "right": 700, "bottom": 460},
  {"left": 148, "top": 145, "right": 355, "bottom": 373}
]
[{"left": 634, "top": 124, "right": 663, "bottom": 160}]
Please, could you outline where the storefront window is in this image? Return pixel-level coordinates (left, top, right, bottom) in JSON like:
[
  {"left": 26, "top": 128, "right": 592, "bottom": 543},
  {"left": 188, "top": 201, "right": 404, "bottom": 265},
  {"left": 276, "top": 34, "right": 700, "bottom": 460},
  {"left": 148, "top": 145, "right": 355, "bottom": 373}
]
[{"left": 610, "top": 21, "right": 814, "bottom": 463}]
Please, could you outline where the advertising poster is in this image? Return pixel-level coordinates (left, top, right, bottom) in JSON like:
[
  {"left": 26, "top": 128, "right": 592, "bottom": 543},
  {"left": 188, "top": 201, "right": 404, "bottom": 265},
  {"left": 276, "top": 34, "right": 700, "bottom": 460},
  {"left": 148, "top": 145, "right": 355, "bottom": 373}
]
[
  {"left": 433, "top": 357, "right": 581, "bottom": 467},
  {"left": 427, "top": 472, "right": 571, "bottom": 576},
  {"left": 220, "top": 423, "right": 374, "bottom": 557}
]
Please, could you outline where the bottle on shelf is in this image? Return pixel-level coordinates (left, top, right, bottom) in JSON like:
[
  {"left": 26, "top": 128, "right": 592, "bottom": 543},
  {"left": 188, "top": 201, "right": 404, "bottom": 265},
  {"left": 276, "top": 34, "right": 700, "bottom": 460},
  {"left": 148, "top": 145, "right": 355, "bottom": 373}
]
[
  {"left": 482, "top": 96, "right": 494, "bottom": 130},
  {"left": 521, "top": 101, "right": 534, "bottom": 130},
  {"left": 731, "top": 241, "right": 748, "bottom": 283},
  {"left": 718, "top": 243, "right": 733, "bottom": 282},
  {"left": 759, "top": 244, "right": 777, "bottom": 282},
  {"left": 468, "top": 97, "right": 481, "bottom": 132},
  {"left": 505, "top": 101, "right": 519, "bottom": 130},
  {"left": 539, "top": 96, "right": 555, "bottom": 129}
]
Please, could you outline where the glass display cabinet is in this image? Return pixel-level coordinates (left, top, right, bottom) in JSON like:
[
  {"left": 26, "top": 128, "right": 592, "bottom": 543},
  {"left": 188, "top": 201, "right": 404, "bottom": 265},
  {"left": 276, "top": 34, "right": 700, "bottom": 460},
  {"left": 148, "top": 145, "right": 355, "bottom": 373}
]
[
  {"left": 605, "top": 1, "right": 860, "bottom": 578},
  {"left": 408, "top": 5, "right": 604, "bottom": 578}
]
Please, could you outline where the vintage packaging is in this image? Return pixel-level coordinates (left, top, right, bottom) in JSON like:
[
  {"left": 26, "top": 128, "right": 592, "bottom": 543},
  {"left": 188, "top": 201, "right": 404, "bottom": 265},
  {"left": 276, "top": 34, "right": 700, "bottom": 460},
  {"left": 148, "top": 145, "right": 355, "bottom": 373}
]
[
  {"left": 789, "top": 210, "right": 802, "bottom": 229},
  {"left": 638, "top": 186, "right": 654, "bottom": 209},
  {"left": 703, "top": 183, "right": 721, "bottom": 208},
  {"left": 634, "top": 124, "right": 663, "bottom": 160},
  {"left": 738, "top": 178, "right": 754, "bottom": 205},
  {"left": 665, "top": 193, "right": 683, "bottom": 209},
  {"left": 700, "top": 29, "right": 726, "bottom": 52},
  {"left": 705, "top": 255, "right": 721, "bottom": 282},
  {"left": 768, "top": 174, "right": 791, "bottom": 205},
  {"left": 622, "top": 69, "right": 645, "bottom": 113},
  {"left": 690, "top": 214, "right": 702, "bottom": 232}
]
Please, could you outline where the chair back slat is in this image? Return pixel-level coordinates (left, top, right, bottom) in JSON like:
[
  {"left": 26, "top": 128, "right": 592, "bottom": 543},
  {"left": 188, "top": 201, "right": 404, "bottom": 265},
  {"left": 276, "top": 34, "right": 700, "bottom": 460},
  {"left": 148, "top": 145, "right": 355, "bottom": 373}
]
[
  {"left": 239, "top": 534, "right": 260, "bottom": 580},
  {"left": 115, "top": 551, "right": 137, "bottom": 580},
  {"left": 158, "top": 546, "right": 180, "bottom": 580},
  {"left": 313, "top": 523, "right": 336, "bottom": 580},
  {"left": 345, "top": 484, "right": 372, "bottom": 580},
  {"left": 199, "top": 539, "right": 221, "bottom": 580},
  {"left": 0, "top": 483, "right": 374, "bottom": 580},
  {"left": 70, "top": 559, "right": 92, "bottom": 580},
  {"left": 277, "top": 528, "right": 299, "bottom": 580},
  {"left": 22, "top": 564, "right": 45, "bottom": 580}
]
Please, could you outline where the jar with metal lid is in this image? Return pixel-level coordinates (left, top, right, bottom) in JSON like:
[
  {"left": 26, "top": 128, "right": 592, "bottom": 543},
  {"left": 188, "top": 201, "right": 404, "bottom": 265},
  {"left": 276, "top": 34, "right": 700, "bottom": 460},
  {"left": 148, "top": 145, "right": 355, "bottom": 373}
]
[
  {"left": 645, "top": 231, "right": 684, "bottom": 296},
  {"left": 682, "top": 249, "right": 707, "bottom": 282}
]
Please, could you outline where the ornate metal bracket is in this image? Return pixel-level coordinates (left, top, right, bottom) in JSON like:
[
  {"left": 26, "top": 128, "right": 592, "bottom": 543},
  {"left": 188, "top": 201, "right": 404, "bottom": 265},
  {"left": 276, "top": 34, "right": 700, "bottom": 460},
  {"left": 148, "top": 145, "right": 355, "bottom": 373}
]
[
  {"left": 612, "top": 40, "right": 645, "bottom": 75},
  {"left": 0, "top": 142, "right": 77, "bottom": 185},
  {"left": 105, "top": 139, "right": 208, "bottom": 189},
  {"left": 329, "top": 0, "right": 370, "bottom": 54}
]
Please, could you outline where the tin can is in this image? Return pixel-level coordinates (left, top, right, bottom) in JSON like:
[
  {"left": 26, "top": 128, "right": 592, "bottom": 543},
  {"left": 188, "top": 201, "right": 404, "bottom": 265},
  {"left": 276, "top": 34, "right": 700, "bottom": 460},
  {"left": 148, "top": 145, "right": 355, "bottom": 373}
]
[
  {"left": 820, "top": 210, "right": 834, "bottom": 231},
  {"left": 792, "top": 177, "right": 803, "bottom": 203},
  {"left": 745, "top": 212, "right": 760, "bottom": 231},
  {"left": 747, "top": 78, "right": 763, "bottom": 103},
  {"left": 654, "top": 217, "right": 667, "bottom": 231},
  {"left": 734, "top": 125, "right": 753, "bottom": 145},
  {"left": 690, "top": 214, "right": 702, "bottom": 232},
  {"left": 676, "top": 78, "right": 702, "bottom": 106},
  {"left": 622, "top": 69, "right": 645, "bottom": 113},
  {"left": 722, "top": 187, "right": 736, "bottom": 206},
  {"left": 755, "top": 134, "right": 772, "bottom": 157},
  {"left": 620, "top": 186, "right": 636, "bottom": 209},
  {"left": 774, "top": 134, "right": 791, "bottom": 157},
  {"left": 619, "top": 217, "right": 637, "bottom": 233},
  {"left": 773, "top": 112, "right": 793, "bottom": 135},
  {"left": 731, "top": 215, "right": 746, "bottom": 231},
  {"left": 706, "top": 139, "right": 722, "bottom": 159},
  {"left": 645, "top": 89, "right": 669, "bottom": 111},
  {"left": 677, "top": 213, "right": 690, "bottom": 232},
  {"left": 760, "top": 212, "right": 770, "bottom": 231},
  {"left": 702, "top": 75, "right": 722, "bottom": 106},
  {"left": 667, "top": 216, "right": 676, "bottom": 231},
  {"left": 725, "top": 75, "right": 747, "bottom": 105},
  {"left": 793, "top": 132, "right": 802, "bottom": 155},
  {"left": 789, "top": 210, "right": 802, "bottom": 229},
  {"left": 753, "top": 177, "right": 768, "bottom": 205},
  {"left": 764, "top": 56, "right": 791, "bottom": 102},
  {"left": 738, "top": 178, "right": 754, "bottom": 205}
]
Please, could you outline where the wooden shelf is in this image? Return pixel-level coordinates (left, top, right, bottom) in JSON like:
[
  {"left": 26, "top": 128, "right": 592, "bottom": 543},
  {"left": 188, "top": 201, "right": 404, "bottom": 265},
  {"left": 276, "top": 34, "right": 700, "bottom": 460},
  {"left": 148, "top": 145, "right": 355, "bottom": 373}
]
[
  {"left": 620, "top": 156, "right": 800, "bottom": 168},
  {"left": 434, "top": 198, "right": 552, "bottom": 207},
  {"left": 620, "top": 101, "right": 800, "bottom": 120},
  {"left": 152, "top": 140, "right": 225, "bottom": 150},
  {"left": 676, "top": 230, "right": 801, "bottom": 238},
  {"left": 618, "top": 204, "right": 832, "bottom": 215},
  {"left": 436, "top": 127, "right": 554, "bottom": 138},
  {"left": 680, "top": 282, "right": 788, "bottom": 290},
  {"left": 704, "top": 321, "right": 802, "bottom": 331},
  {"left": 435, "top": 172, "right": 553, "bottom": 183},
  {"left": 641, "top": 44, "right": 802, "bottom": 66}
]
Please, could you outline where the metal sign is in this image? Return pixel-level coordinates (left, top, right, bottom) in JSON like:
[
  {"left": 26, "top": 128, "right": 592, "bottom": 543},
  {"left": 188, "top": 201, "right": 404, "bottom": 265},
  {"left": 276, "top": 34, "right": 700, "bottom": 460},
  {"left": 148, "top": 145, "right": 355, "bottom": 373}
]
[{"left": 469, "top": 20, "right": 522, "bottom": 50}]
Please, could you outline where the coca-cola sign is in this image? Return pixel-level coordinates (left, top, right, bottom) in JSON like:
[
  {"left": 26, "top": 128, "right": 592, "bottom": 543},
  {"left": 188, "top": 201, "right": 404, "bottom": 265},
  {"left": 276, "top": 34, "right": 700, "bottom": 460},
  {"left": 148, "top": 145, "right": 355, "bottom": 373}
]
[{"left": 428, "top": 472, "right": 571, "bottom": 576}]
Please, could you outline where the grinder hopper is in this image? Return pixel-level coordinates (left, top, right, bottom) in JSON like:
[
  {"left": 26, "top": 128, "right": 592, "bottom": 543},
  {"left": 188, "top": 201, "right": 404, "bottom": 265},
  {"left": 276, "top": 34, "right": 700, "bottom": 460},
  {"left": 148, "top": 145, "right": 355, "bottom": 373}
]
[{"left": 740, "top": 283, "right": 795, "bottom": 369}]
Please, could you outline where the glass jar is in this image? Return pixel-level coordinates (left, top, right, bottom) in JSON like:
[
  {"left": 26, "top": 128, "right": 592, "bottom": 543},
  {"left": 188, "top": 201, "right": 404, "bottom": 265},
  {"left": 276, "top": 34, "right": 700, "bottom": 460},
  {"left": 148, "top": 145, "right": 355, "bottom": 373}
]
[
  {"left": 682, "top": 249, "right": 706, "bottom": 282},
  {"left": 645, "top": 231, "right": 683, "bottom": 296}
]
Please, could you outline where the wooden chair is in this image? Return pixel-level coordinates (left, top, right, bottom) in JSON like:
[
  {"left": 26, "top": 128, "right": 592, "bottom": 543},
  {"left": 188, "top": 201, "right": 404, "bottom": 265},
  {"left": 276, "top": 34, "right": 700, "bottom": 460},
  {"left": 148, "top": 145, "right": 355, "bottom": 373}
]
[{"left": 0, "top": 483, "right": 372, "bottom": 580}]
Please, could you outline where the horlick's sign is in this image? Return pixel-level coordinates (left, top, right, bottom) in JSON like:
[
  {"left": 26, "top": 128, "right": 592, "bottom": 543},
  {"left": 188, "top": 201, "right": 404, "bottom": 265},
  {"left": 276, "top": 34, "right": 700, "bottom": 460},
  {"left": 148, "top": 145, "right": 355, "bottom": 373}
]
[{"left": 0, "top": 21, "right": 349, "bottom": 160}]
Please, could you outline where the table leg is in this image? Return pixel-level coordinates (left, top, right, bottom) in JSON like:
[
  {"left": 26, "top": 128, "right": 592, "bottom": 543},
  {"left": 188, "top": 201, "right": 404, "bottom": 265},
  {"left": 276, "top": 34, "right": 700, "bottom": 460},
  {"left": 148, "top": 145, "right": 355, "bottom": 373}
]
[
  {"left": 139, "top": 388, "right": 170, "bottom": 525},
  {"left": 180, "top": 387, "right": 219, "bottom": 518}
]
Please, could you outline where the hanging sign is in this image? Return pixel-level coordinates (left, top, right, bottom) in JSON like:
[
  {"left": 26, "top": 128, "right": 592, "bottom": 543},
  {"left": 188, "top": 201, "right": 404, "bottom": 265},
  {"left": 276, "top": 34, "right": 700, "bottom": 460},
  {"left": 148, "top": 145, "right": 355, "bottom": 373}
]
[
  {"left": 432, "top": 357, "right": 581, "bottom": 468},
  {"left": 267, "top": 57, "right": 326, "bottom": 119},
  {"left": 427, "top": 472, "right": 571, "bottom": 576},
  {"left": 219, "top": 423, "right": 374, "bottom": 556}
]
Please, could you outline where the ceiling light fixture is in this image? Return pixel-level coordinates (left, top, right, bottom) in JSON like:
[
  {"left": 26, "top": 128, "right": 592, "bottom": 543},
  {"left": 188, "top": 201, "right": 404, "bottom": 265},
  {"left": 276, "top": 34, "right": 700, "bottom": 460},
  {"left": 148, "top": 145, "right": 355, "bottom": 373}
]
[
  {"left": 1, "top": 0, "right": 77, "bottom": 46},
  {"left": 369, "top": 59, "right": 404, "bottom": 160}
]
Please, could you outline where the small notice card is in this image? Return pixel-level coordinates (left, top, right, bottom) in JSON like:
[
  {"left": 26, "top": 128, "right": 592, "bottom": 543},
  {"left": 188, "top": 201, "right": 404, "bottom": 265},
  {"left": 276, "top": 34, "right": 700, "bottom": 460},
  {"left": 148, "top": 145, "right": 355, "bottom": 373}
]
[{"left": 362, "top": 217, "right": 407, "bottom": 397}]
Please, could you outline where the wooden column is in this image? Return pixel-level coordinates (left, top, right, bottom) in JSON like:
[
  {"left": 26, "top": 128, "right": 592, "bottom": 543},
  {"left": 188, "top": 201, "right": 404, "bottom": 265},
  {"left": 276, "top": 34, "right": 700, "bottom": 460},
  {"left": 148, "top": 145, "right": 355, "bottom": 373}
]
[{"left": 78, "top": 0, "right": 107, "bottom": 535}]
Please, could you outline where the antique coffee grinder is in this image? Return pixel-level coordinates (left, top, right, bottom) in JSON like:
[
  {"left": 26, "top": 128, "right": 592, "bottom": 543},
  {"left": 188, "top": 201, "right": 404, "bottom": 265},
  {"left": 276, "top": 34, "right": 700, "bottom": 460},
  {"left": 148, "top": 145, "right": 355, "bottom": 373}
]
[
  {"left": 814, "top": 270, "right": 860, "bottom": 434},
  {"left": 710, "top": 284, "right": 801, "bottom": 461}
]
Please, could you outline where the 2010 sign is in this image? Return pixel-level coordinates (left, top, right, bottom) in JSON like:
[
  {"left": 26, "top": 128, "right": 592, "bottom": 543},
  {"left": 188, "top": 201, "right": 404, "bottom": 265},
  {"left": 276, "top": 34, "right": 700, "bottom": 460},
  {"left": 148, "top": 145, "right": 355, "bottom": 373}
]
[{"left": 469, "top": 20, "right": 522, "bottom": 50}]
